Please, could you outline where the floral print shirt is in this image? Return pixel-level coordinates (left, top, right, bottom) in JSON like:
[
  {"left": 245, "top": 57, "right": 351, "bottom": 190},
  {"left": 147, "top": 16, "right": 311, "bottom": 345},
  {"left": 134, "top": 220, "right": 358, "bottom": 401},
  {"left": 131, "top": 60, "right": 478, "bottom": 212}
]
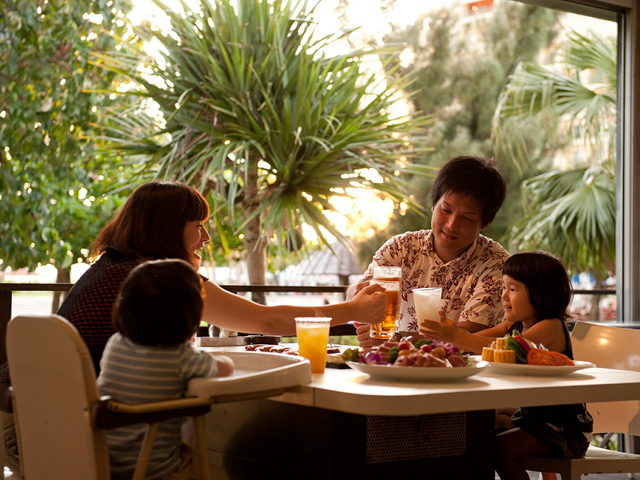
[{"left": 362, "top": 230, "right": 509, "bottom": 332}]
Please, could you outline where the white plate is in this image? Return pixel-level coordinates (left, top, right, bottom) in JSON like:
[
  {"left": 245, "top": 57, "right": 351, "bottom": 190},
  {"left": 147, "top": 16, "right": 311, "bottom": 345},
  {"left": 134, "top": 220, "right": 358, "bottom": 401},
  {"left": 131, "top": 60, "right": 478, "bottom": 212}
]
[
  {"left": 345, "top": 359, "right": 489, "bottom": 382},
  {"left": 484, "top": 359, "right": 595, "bottom": 376}
]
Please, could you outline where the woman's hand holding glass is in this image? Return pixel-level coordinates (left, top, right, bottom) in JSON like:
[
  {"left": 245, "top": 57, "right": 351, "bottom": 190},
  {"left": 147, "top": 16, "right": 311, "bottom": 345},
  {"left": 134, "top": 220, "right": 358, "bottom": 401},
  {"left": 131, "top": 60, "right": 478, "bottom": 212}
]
[{"left": 349, "top": 283, "right": 387, "bottom": 325}]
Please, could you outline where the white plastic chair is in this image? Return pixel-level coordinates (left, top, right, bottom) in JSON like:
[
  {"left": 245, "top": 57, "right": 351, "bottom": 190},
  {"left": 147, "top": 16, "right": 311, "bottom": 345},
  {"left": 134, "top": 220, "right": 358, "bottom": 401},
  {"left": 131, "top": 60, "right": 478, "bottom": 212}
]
[
  {"left": 6, "top": 314, "right": 213, "bottom": 480},
  {"left": 521, "top": 321, "right": 640, "bottom": 480}
]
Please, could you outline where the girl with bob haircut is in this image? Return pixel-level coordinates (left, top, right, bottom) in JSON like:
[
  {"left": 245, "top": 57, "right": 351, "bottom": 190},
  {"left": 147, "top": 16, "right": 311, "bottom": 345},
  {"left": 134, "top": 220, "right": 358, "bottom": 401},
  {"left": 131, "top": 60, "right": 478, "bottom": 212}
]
[
  {"left": 420, "top": 251, "right": 593, "bottom": 479},
  {"left": 57, "top": 181, "right": 386, "bottom": 373},
  {"left": 98, "top": 258, "right": 234, "bottom": 479}
]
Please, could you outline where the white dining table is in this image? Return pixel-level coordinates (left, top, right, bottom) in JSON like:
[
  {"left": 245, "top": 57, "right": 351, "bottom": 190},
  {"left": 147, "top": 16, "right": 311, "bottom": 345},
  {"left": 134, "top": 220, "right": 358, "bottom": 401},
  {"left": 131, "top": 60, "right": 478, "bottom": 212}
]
[
  {"left": 198, "top": 346, "right": 640, "bottom": 480},
  {"left": 274, "top": 364, "right": 640, "bottom": 415}
]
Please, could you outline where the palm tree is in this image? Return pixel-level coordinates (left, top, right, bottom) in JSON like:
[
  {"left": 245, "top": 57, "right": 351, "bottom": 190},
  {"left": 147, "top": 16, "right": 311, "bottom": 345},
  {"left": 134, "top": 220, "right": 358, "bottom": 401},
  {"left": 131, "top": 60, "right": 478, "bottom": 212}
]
[
  {"left": 492, "top": 31, "right": 616, "bottom": 319},
  {"left": 92, "top": 0, "right": 434, "bottom": 300}
]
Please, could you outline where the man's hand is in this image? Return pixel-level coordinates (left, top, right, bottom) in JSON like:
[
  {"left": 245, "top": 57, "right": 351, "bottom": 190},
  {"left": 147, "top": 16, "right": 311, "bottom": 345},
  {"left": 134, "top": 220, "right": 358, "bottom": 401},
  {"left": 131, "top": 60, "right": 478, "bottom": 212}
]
[{"left": 353, "top": 321, "right": 385, "bottom": 348}]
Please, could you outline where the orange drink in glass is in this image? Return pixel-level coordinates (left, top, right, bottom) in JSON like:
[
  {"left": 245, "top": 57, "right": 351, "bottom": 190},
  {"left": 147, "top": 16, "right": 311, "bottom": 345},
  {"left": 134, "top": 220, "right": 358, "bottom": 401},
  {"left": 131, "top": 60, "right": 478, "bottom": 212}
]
[
  {"left": 370, "top": 266, "right": 401, "bottom": 339},
  {"left": 295, "top": 317, "right": 331, "bottom": 374}
]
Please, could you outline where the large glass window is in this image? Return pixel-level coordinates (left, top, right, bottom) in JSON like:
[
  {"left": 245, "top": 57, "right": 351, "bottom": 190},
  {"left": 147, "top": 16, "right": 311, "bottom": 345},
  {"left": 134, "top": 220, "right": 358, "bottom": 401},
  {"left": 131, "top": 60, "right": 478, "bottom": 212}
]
[
  {"left": 512, "top": 0, "right": 639, "bottom": 324},
  {"left": 346, "top": 0, "right": 638, "bottom": 323}
]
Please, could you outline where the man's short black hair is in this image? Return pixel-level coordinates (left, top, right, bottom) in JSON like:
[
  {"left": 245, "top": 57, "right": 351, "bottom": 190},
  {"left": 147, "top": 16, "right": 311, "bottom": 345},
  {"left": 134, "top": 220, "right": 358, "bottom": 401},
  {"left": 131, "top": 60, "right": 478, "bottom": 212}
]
[
  {"left": 113, "top": 259, "right": 203, "bottom": 346},
  {"left": 431, "top": 156, "right": 506, "bottom": 227}
]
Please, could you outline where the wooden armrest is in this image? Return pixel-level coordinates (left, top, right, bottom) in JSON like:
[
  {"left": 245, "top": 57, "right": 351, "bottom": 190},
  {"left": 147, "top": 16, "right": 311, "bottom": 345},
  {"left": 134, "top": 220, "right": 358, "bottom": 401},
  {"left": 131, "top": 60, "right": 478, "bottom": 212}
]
[{"left": 91, "top": 396, "right": 211, "bottom": 430}]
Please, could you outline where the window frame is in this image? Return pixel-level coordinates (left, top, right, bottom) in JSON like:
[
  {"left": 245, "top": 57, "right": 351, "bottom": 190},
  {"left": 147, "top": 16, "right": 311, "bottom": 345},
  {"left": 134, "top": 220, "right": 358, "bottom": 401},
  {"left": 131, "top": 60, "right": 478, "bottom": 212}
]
[{"left": 513, "top": 0, "right": 640, "bottom": 323}]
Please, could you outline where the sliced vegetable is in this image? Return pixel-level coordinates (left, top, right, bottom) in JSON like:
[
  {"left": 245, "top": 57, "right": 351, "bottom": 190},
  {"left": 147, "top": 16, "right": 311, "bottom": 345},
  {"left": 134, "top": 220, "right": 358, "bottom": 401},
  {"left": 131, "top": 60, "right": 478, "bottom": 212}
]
[
  {"left": 513, "top": 336, "right": 532, "bottom": 353},
  {"left": 527, "top": 349, "right": 575, "bottom": 366},
  {"left": 361, "top": 349, "right": 385, "bottom": 365},
  {"left": 505, "top": 336, "right": 528, "bottom": 364},
  {"left": 342, "top": 348, "right": 361, "bottom": 362},
  {"left": 387, "top": 346, "right": 399, "bottom": 364}
]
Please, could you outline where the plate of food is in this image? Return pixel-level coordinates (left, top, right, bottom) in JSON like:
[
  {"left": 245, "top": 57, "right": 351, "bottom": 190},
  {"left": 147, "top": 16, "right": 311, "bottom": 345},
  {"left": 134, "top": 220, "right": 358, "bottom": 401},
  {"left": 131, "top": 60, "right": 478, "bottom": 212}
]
[
  {"left": 483, "top": 360, "right": 595, "bottom": 376},
  {"left": 478, "top": 331, "right": 596, "bottom": 376},
  {"left": 346, "top": 359, "right": 490, "bottom": 382}
]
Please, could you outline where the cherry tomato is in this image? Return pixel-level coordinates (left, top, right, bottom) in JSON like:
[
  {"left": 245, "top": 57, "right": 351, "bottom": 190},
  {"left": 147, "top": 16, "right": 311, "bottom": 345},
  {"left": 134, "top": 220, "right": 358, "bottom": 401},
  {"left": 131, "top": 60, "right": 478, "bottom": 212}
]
[
  {"left": 398, "top": 349, "right": 413, "bottom": 358},
  {"left": 431, "top": 346, "right": 446, "bottom": 359},
  {"left": 398, "top": 341, "right": 412, "bottom": 351},
  {"left": 420, "top": 344, "right": 432, "bottom": 353}
]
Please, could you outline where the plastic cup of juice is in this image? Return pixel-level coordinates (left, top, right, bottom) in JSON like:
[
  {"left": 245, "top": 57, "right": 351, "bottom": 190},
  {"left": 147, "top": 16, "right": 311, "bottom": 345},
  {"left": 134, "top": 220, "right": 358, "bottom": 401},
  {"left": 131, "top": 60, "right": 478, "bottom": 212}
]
[{"left": 295, "top": 317, "right": 331, "bottom": 374}]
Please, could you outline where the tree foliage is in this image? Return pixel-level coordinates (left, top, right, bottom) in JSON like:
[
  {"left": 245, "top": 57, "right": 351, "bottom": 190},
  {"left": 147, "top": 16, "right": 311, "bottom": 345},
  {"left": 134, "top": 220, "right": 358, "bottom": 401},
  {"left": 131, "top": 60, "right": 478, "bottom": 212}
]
[
  {"left": 357, "top": 1, "right": 560, "bottom": 264},
  {"left": 0, "top": 0, "right": 134, "bottom": 276},
  {"left": 92, "top": 0, "right": 435, "bottom": 288},
  {"left": 494, "top": 31, "right": 617, "bottom": 276}
]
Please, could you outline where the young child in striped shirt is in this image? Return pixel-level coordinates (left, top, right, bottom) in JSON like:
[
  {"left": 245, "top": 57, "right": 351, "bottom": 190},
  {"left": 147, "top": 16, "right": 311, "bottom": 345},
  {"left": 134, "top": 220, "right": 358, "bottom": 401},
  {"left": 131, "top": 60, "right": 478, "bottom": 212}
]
[{"left": 97, "top": 259, "right": 234, "bottom": 480}]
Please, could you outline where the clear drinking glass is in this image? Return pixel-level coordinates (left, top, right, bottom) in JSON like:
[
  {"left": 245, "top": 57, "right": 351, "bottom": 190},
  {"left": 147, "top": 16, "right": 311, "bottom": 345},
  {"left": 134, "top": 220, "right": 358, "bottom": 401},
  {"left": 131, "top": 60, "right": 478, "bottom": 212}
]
[
  {"left": 295, "top": 317, "right": 331, "bottom": 374},
  {"left": 370, "top": 266, "right": 401, "bottom": 339},
  {"left": 413, "top": 287, "right": 443, "bottom": 325}
]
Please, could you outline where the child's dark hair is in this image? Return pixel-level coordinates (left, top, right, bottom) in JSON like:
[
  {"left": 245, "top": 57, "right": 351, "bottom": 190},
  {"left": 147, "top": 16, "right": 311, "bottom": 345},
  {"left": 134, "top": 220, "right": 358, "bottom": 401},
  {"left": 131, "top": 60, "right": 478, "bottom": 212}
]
[
  {"left": 113, "top": 259, "right": 203, "bottom": 346},
  {"left": 503, "top": 251, "right": 572, "bottom": 322},
  {"left": 431, "top": 156, "right": 506, "bottom": 227}
]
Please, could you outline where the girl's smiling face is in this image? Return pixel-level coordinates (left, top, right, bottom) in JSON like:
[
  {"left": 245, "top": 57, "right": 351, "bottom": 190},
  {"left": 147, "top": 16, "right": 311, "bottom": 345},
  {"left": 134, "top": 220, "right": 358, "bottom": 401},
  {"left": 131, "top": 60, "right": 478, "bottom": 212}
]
[{"left": 501, "top": 274, "right": 537, "bottom": 324}]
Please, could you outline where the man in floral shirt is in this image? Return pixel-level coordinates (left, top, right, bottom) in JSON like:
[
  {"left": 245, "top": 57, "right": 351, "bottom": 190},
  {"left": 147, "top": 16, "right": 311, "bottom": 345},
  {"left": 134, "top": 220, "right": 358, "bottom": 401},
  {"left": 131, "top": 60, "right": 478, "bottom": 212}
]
[{"left": 350, "top": 156, "right": 509, "bottom": 346}]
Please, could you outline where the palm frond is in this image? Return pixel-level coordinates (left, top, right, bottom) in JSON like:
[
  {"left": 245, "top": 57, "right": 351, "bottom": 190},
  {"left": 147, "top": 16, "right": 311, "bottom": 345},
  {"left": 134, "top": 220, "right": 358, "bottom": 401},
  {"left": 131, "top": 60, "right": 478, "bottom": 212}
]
[
  {"left": 95, "top": 0, "right": 434, "bottom": 251},
  {"left": 492, "top": 31, "right": 616, "bottom": 174},
  {"left": 506, "top": 167, "right": 615, "bottom": 274}
]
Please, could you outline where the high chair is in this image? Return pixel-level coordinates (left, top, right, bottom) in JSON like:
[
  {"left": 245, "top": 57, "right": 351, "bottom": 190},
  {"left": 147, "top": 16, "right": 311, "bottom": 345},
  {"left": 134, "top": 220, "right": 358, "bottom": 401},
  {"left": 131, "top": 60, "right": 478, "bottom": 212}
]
[
  {"left": 6, "top": 314, "right": 213, "bottom": 480},
  {"left": 520, "top": 321, "right": 640, "bottom": 480}
]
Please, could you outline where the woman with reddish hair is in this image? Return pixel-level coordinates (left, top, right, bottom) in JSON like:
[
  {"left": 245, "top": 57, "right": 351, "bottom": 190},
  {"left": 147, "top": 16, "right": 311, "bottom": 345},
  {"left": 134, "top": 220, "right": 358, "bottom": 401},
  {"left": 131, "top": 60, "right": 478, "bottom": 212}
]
[{"left": 56, "top": 181, "right": 386, "bottom": 372}]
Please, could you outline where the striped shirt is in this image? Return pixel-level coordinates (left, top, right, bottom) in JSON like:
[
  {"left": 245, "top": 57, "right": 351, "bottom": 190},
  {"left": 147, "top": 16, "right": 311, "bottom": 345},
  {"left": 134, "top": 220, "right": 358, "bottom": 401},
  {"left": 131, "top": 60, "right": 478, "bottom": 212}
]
[{"left": 97, "top": 334, "right": 218, "bottom": 479}]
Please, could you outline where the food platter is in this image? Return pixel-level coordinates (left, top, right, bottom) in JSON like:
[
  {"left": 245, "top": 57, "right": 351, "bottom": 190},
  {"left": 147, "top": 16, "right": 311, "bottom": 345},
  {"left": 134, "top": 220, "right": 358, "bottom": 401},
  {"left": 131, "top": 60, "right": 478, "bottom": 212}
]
[
  {"left": 345, "top": 360, "right": 490, "bottom": 382},
  {"left": 482, "top": 359, "right": 595, "bottom": 376}
]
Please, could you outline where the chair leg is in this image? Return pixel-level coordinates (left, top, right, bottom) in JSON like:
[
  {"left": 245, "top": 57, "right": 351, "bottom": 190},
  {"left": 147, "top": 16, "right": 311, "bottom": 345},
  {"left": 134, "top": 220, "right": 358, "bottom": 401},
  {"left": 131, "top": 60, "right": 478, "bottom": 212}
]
[
  {"left": 132, "top": 422, "right": 160, "bottom": 480},
  {"left": 193, "top": 416, "right": 210, "bottom": 479}
]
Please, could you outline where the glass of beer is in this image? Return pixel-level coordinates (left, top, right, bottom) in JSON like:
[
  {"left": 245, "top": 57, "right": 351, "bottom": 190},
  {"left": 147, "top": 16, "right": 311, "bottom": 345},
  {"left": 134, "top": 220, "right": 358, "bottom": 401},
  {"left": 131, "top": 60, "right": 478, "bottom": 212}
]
[
  {"left": 370, "top": 266, "right": 401, "bottom": 339},
  {"left": 295, "top": 317, "right": 331, "bottom": 374},
  {"left": 413, "top": 287, "right": 442, "bottom": 325}
]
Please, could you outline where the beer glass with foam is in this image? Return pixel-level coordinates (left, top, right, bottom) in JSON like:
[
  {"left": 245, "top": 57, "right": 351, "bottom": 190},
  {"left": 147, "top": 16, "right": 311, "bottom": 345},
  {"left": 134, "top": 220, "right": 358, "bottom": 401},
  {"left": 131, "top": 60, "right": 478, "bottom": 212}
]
[
  {"left": 370, "top": 266, "right": 401, "bottom": 339},
  {"left": 413, "top": 288, "right": 442, "bottom": 326}
]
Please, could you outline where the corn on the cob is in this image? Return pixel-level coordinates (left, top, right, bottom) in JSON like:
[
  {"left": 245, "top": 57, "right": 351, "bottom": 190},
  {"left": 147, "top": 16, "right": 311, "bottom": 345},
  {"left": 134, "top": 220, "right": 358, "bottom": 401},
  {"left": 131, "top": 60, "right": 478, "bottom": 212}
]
[
  {"left": 495, "top": 337, "right": 507, "bottom": 350},
  {"left": 494, "top": 349, "right": 516, "bottom": 364},
  {"left": 481, "top": 347, "right": 494, "bottom": 362}
]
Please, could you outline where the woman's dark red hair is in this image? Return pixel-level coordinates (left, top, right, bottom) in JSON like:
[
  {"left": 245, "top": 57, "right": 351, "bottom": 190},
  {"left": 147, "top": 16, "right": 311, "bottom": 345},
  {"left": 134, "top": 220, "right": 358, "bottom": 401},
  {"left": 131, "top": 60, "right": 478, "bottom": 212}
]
[{"left": 93, "top": 181, "right": 209, "bottom": 263}]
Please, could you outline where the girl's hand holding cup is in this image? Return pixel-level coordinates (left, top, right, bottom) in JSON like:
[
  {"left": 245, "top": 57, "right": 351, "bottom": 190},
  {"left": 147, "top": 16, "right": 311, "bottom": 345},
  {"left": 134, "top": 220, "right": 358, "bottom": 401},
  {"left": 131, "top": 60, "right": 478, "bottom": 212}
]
[{"left": 419, "top": 311, "right": 460, "bottom": 344}]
